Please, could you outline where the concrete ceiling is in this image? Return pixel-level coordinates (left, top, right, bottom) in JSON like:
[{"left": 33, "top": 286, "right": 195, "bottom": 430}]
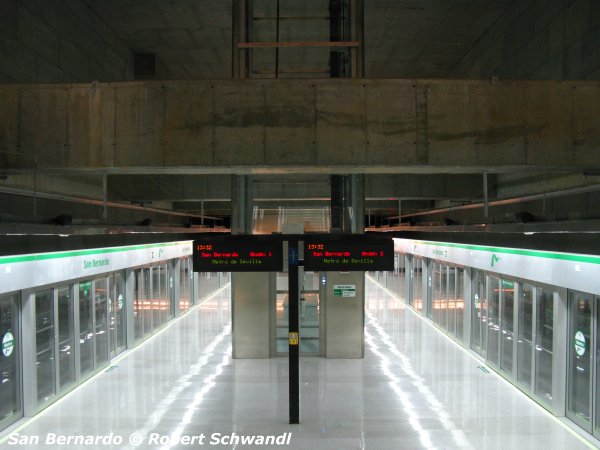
[
  {"left": 5, "top": 0, "right": 598, "bottom": 232},
  {"left": 86, "top": 0, "right": 513, "bottom": 80},
  {"left": 87, "top": 0, "right": 233, "bottom": 79},
  {"left": 364, "top": 0, "right": 514, "bottom": 78}
]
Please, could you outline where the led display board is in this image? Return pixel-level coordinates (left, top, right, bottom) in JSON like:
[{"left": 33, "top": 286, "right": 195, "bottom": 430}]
[
  {"left": 193, "top": 236, "right": 283, "bottom": 272},
  {"left": 303, "top": 237, "right": 394, "bottom": 271}
]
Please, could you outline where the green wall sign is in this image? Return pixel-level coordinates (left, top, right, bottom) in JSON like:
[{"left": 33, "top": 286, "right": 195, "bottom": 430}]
[
  {"left": 2, "top": 331, "right": 15, "bottom": 357},
  {"left": 574, "top": 331, "right": 586, "bottom": 357}
]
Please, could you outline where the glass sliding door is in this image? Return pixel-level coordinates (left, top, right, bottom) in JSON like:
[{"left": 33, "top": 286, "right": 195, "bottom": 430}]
[
  {"left": 152, "top": 267, "right": 162, "bottom": 331},
  {"left": 517, "top": 283, "right": 534, "bottom": 389},
  {"left": 471, "top": 270, "right": 487, "bottom": 357},
  {"left": 134, "top": 270, "right": 143, "bottom": 342},
  {"left": 79, "top": 280, "right": 94, "bottom": 378},
  {"left": 94, "top": 278, "right": 109, "bottom": 369},
  {"left": 398, "top": 255, "right": 407, "bottom": 302},
  {"left": 57, "top": 286, "right": 75, "bottom": 391},
  {"left": 487, "top": 276, "right": 500, "bottom": 366},
  {"left": 143, "top": 268, "right": 152, "bottom": 336},
  {"left": 159, "top": 263, "right": 170, "bottom": 324},
  {"left": 534, "top": 287, "right": 554, "bottom": 404},
  {"left": 109, "top": 271, "right": 126, "bottom": 358},
  {"left": 426, "top": 259, "right": 433, "bottom": 319},
  {"left": 412, "top": 258, "right": 423, "bottom": 313},
  {"left": 300, "top": 271, "right": 320, "bottom": 354},
  {"left": 455, "top": 268, "right": 464, "bottom": 341},
  {"left": 275, "top": 272, "right": 289, "bottom": 354},
  {"left": 440, "top": 264, "right": 448, "bottom": 329},
  {"left": 500, "top": 279, "right": 515, "bottom": 375},
  {"left": 447, "top": 266, "right": 456, "bottom": 336},
  {"left": 567, "top": 291, "right": 593, "bottom": 431},
  {"left": 35, "top": 289, "right": 55, "bottom": 405},
  {"left": 0, "top": 293, "right": 21, "bottom": 429},
  {"left": 180, "top": 258, "right": 192, "bottom": 313},
  {"left": 275, "top": 270, "right": 322, "bottom": 356},
  {"left": 432, "top": 262, "right": 443, "bottom": 326}
]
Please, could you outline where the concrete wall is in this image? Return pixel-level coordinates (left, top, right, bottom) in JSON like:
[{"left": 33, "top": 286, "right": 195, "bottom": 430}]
[
  {"left": 450, "top": 0, "right": 600, "bottom": 80},
  {"left": 324, "top": 271, "right": 365, "bottom": 358},
  {"left": 231, "top": 272, "right": 272, "bottom": 359},
  {"left": 0, "top": 0, "right": 134, "bottom": 84},
  {"left": 2, "top": 79, "right": 600, "bottom": 172}
]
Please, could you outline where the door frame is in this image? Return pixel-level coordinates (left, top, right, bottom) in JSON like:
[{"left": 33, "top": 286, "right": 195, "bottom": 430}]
[
  {"left": 565, "top": 290, "right": 595, "bottom": 433},
  {"left": 271, "top": 270, "right": 325, "bottom": 357}
]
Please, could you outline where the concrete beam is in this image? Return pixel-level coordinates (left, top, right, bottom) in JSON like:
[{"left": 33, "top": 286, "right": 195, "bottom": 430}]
[
  {"left": 366, "top": 173, "right": 490, "bottom": 200},
  {"left": 1, "top": 80, "right": 599, "bottom": 174},
  {"left": 1, "top": 173, "right": 104, "bottom": 198},
  {"left": 173, "top": 199, "right": 428, "bottom": 212},
  {"left": 106, "top": 173, "right": 487, "bottom": 201}
]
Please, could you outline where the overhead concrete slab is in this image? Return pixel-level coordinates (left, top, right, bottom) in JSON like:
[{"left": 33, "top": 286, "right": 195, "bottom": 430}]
[{"left": 2, "top": 79, "right": 600, "bottom": 174}]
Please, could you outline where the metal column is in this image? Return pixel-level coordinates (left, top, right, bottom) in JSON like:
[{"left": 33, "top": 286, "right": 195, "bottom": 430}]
[{"left": 288, "top": 240, "right": 300, "bottom": 424}]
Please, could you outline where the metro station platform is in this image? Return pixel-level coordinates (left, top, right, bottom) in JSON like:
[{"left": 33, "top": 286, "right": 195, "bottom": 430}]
[{"left": 1, "top": 279, "right": 596, "bottom": 450}]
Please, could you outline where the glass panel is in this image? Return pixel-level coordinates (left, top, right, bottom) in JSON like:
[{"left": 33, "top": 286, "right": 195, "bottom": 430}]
[
  {"left": 161, "top": 264, "right": 170, "bottom": 322},
  {"left": 487, "top": 276, "right": 500, "bottom": 365},
  {"left": 300, "top": 292, "right": 320, "bottom": 353},
  {"left": 432, "top": 262, "right": 442, "bottom": 325},
  {"left": 303, "top": 271, "right": 319, "bottom": 291},
  {"left": 143, "top": 268, "right": 152, "bottom": 336},
  {"left": 300, "top": 271, "right": 320, "bottom": 354},
  {"left": 180, "top": 258, "right": 191, "bottom": 312},
  {"left": 134, "top": 270, "right": 144, "bottom": 342},
  {"left": 517, "top": 283, "right": 534, "bottom": 389},
  {"left": 413, "top": 258, "right": 423, "bottom": 313},
  {"left": 152, "top": 267, "right": 162, "bottom": 330},
  {"left": 94, "top": 279, "right": 109, "bottom": 368},
  {"left": 471, "top": 270, "right": 486, "bottom": 356},
  {"left": 113, "top": 272, "right": 126, "bottom": 354},
  {"left": 426, "top": 261, "right": 433, "bottom": 319},
  {"left": 447, "top": 266, "right": 456, "bottom": 335},
  {"left": 276, "top": 270, "right": 320, "bottom": 356},
  {"left": 57, "top": 286, "right": 75, "bottom": 391},
  {"left": 500, "top": 279, "right": 515, "bottom": 374},
  {"left": 276, "top": 293, "right": 289, "bottom": 353},
  {"left": 110, "top": 274, "right": 126, "bottom": 357},
  {"left": 35, "top": 289, "right": 55, "bottom": 404},
  {"left": 0, "top": 294, "right": 20, "bottom": 423},
  {"left": 276, "top": 272, "right": 289, "bottom": 354},
  {"left": 109, "top": 275, "right": 117, "bottom": 357},
  {"left": 534, "top": 287, "right": 553, "bottom": 403},
  {"left": 398, "top": 255, "right": 407, "bottom": 302},
  {"left": 277, "top": 272, "right": 288, "bottom": 291},
  {"left": 440, "top": 265, "right": 448, "bottom": 329},
  {"left": 455, "top": 268, "right": 464, "bottom": 341},
  {"left": 79, "top": 281, "right": 93, "bottom": 377},
  {"left": 567, "top": 291, "right": 592, "bottom": 426}
]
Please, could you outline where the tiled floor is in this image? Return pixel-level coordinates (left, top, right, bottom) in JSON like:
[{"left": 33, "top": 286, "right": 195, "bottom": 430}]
[{"left": 1, "top": 281, "right": 596, "bottom": 449}]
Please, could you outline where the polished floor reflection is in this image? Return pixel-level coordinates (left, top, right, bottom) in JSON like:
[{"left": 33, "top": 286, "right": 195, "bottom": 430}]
[{"left": 2, "top": 281, "right": 594, "bottom": 450}]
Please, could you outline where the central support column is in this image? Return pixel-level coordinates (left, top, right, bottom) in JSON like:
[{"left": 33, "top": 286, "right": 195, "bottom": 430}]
[
  {"left": 327, "top": 174, "right": 366, "bottom": 358},
  {"left": 330, "top": 174, "right": 345, "bottom": 232},
  {"left": 231, "top": 174, "right": 271, "bottom": 359},
  {"left": 231, "top": 175, "right": 253, "bottom": 235},
  {"left": 330, "top": 174, "right": 364, "bottom": 233}
]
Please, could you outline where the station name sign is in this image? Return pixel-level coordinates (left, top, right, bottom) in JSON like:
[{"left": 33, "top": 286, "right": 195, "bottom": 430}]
[
  {"left": 193, "top": 236, "right": 283, "bottom": 272},
  {"left": 303, "top": 237, "right": 394, "bottom": 271}
]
